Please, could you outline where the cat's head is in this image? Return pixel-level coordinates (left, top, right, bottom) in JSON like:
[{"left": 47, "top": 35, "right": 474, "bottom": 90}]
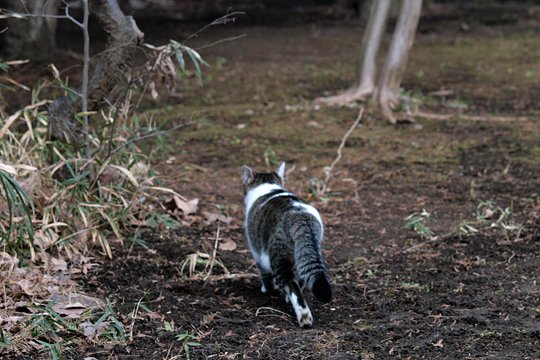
[{"left": 241, "top": 162, "right": 286, "bottom": 194}]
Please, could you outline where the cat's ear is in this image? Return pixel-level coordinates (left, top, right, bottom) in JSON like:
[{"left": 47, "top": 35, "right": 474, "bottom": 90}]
[
  {"left": 241, "top": 165, "right": 254, "bottom": 185},
  {"left": 276, "top": 162, "right": 286, "bottom": 182}
]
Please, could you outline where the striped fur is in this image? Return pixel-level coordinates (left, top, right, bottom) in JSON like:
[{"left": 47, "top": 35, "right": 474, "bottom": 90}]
[{"left": 242, "top": 163, "right": 333, "bottom": 327}]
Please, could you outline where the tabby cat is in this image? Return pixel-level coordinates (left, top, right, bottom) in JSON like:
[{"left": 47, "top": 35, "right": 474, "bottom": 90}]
[{"left": 242, "top": 162, "right": 332, "bottom": 327}]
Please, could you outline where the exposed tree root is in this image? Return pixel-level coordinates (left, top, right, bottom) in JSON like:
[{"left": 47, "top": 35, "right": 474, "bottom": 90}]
[
  {"left": 412, "top": 111, "right": 531, "bottom": 122},
  {"left": 313, "top": 86, "right": 373, "bottom": 107}
]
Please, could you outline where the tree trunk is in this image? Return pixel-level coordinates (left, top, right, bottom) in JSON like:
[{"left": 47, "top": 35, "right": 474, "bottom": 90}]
[
  {"left": 375, "top": 0, "right": 422, "bottom": 123},
  {"left": 360, "top": 0, "right": 400, "bottom": 23},
  {"left": 48, "top": 0, "right": 144, "bottom": 146},
  {"left": 0, "top": 0, "right": 60, "bottom": 61},
  {"left": 355, "top": 0, "right": 391, "bottom": 100},
  {"left": 313, "top": 0, "right": 391, "bottom": 107}
]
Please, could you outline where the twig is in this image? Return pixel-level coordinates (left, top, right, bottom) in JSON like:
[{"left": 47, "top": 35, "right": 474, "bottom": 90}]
[
  {"left": 195, "top": 34, "right": 247, "bottom": 50},
  {"left": 322, "top": 107, "right": 364, "bottom": 193},
  {"left": 184, "top": 11, "right": 246, "bottom": 43},
  {"left": 255, "top": 307, "right": 294, "bottom": 325},
  {"left": 181, "top": 272, "right": 257, "bottom": 282},
  {"left": 0, "top": 9, "right": 69, "bottom": 21},
  {"left": 64, "top": 1, "right": 83, "bottom": 28},
  {"left": 106, "top": 122, "right": 190, "bottom": 157}
]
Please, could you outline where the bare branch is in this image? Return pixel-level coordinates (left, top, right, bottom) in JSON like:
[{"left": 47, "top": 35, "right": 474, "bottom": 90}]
[
  {"left": 195, "top": 34, "right": 247, "bottom": 51},
  {"left": 107, "top": 122, "right": 190, "bottom": 158},
  {"left": 64, "top": 2, "right": 83, "bottom": 28},
  {"left": 184, "top": 11, "right": 246, "bottom": 43},
  {"left": 322, "top": 107, "right": 364, "bottom": 193}
]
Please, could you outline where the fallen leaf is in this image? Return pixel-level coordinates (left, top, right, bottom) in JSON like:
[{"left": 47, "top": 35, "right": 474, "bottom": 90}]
[
  {"left": 483, "top": 208, "right": 495, "bottom": 219},
  {"left": 173, "top": 196, "right": 199, "bottom": 216},
  {"left": 17, "top": 271, "right": 45, "bottom": 296},
  {"left": 203, "top": 211, "right": 233, "bottom": 225},
  {"left": 146, "top": 311, "right": 164, "bottom": 320},
  {"left": 50, "top": 257, "right": 68, "bottom": 272},
  {"left": 49, "top": 292, "right": 104, "bottom": 309},
  {"left": 0, "top": 252, "right": 19, "bottom": 269},
  {"left": 80, "top": 321, "right": 110, "bottom": 339},
  {"left": 51, "top": 301, "right": 87, "bottom": 318},
  {"left": 219, "top": 239, "right": 237, "bottom": 251}
]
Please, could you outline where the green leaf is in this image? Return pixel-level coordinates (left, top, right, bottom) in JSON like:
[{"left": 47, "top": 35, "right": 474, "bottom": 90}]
[
  {"left": 164, "top": 320, "right": 174, "bottom": 332},
  {"left": 174, "top": 47, "right": 186, "bottom": 72},
  {"left": 185, "top": 48, "right": 209, "bottom": 82}
]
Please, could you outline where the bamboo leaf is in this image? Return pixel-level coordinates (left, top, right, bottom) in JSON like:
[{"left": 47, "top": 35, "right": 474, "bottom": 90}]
[
  {"left": 109, "top": 165, "right": 139, "bottom": 187},
  {"left": 174, "top": 47, "right": 185, "bottom": 72}
]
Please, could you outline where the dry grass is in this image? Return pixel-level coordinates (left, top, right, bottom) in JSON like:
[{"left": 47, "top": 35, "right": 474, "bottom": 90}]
[{"left": 0, "top": 39, "right": 209, "bottom": 356}]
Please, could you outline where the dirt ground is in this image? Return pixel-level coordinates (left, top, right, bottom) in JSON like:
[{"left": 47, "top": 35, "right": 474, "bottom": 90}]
[
  {"left": 6, "top": 13, "right": 540, "bottom": 360},
  {"left": 72, "top": 17, "right": 540, "bottom": 359}
]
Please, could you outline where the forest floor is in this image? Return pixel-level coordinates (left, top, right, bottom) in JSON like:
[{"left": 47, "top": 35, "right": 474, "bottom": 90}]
[{"left": 5, "top": 14, "right": 540, "bottom": 360}]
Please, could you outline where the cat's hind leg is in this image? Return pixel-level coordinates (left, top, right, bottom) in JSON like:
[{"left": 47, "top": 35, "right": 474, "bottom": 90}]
[
  {"left": 258, "top": 266, "right": 274, "bottom": 294},
  {"left": 272, "top": 258, "right": 313, "bottom": 327},
  {"left": 284, "top": 280, "right": 313, "bottom": 327}
]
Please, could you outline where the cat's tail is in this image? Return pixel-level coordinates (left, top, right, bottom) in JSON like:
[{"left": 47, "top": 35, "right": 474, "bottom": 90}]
[{"left": 294, "top": 227, "right": 333, "bottom": 303}]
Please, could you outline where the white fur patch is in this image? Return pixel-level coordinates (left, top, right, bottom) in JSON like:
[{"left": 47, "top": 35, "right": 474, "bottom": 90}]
[
  {"left": 245, "top": 184, "right": 284, "bottom": 216},
  {"left": 295, "top": 202, "right": 323, "bottom": 227},
  {"left": 276, "top": 162, "right": 286, "bottom": 180},
  {"left": 257, "top": 251, "right": 272, "bottom": 273},
  {"left": 290, "top": 293, "right": 313, "bottom": 327}
]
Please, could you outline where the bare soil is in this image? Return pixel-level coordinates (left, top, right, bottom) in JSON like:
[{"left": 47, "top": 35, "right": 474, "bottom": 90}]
[
  {"left": 7, "top": 15, "right": 540, "bottom": 360},
  {"left": 75, "top": 19, "right": 540, "bottom": 359}
]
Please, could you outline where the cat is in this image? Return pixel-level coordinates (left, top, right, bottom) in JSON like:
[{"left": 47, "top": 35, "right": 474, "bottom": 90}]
[{"left": 241, "top": 162, "right": 333, "bottom": 327}]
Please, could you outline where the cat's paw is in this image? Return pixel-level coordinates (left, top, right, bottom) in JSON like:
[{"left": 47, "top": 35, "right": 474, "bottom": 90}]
[
  {"left": 261, "top": 284, "right": 268, "bottom": 293},
  {"left": 297, "top": 307, "right": 313, "bottom": 328},
  {"left": 289, "top": 293, "right": 313, "bottom": 327}
]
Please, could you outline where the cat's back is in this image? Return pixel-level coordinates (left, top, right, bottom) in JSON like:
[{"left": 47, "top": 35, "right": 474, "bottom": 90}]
[{"left": 246, "top": 184, "right": 322, "bottom": 241}]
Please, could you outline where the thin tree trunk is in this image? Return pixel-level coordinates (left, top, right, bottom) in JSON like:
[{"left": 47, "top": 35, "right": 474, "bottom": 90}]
[
  {"left": 81, "top": 0, "right": 90, "bottom": 161},
  {"left": 375, "top": 0, "right": 422, "bottom": 123},
  {"left": 355, "top": 0, "right": 391, "bottom": 100},
  {"left": 313, "top": 0, "right": 391, "bottom": 106}
]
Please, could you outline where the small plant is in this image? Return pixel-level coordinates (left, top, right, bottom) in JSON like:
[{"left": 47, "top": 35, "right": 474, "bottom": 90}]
[
  {"left": 400, "top": 281, "right": 431, "bottom": 292},
  {"left": 0, "top": 328, "right": 10, "bottom": 348},
  {"left": 458, "top": 220, "right": 479, "bottom": 235},
  {"left": 404, "top": 209, "right": 435, "bottom": 240},
  {"left": 475, "top": 200, "right": 497, "bottom": 223},
  {"left": 0, "top": 167, "right": 34, "bottom": 250},
  {"left": 263, "top": 147, "right": 278, "bottom": 167},
  {"left": 163, "top": 320, "right": 175, "bottom": 332},
  {"left": 176, "top": 332, "right": 201, "bottom": 360},
  {"left": 457, "top": 200, "right": 526, "bottom": 241}
]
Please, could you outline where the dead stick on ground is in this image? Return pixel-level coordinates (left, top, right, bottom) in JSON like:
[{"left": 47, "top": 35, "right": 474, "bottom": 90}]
[{"left": 322, "top": 107, "right": 364, "bottom": 193}]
